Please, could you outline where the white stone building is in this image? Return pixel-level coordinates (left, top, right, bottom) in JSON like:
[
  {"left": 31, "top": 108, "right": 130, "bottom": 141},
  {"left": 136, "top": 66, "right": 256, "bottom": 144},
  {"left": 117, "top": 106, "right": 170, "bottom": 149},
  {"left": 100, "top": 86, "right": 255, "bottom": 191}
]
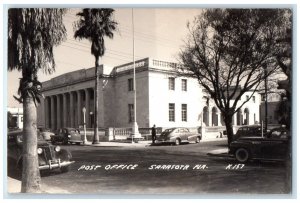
[{"left": 37, "top": 58, "right": 261, "bottom": 131}]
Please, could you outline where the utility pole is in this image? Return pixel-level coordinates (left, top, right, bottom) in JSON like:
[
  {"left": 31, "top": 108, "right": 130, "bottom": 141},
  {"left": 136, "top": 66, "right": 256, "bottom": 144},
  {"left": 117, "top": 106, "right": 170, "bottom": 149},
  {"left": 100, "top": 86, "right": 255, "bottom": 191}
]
[{"left": 264, "top": 65, "right": 268, "bottom": 134}]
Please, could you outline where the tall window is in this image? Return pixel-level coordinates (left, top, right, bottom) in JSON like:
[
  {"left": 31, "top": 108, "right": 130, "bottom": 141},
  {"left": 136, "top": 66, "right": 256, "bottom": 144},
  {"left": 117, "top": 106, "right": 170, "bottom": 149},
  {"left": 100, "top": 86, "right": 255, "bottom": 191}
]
[
  {"left": 181, "top": 79, "right": 187, "bottom": 91},
  {"left": 252, "top": 96, "right": 256, "bottom": 103},
  {"left": 128, "top": 104, "right": 134, "bottom": 123},
  {"left": 181, "top": 104, "right": 187, "bottom": 121},
  {"left": 169, "top": 77, "right": 175, "bottom": 90},
  {"left": 169, "top": 103, "right": 175, "bottom": 121},
  {"left": 128, "top": 78, "right": 133, "bottom": 91}
]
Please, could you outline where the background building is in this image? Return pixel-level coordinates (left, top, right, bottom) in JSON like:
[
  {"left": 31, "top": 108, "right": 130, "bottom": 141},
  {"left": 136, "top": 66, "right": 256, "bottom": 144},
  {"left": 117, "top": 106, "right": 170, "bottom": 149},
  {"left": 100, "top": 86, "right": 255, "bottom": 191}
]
[
  {"left": 260, "top": 92, "right": 282, "bottom": 125},
  {"left": 7, "top": 107, "right": 23, "bottom": 129}
]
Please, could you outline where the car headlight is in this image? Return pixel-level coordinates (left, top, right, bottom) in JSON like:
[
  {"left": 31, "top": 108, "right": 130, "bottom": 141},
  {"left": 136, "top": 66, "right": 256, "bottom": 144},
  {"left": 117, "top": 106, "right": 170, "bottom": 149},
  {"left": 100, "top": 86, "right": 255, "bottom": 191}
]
[
  {"left": 68, "top": 134, "right": 71, "bottom": 138},
  {"left": 37, "top": 148, "right": 43, "bottom": 154},
  {"left": 55, "top": 146, "right": 61, "bottom": 152}
]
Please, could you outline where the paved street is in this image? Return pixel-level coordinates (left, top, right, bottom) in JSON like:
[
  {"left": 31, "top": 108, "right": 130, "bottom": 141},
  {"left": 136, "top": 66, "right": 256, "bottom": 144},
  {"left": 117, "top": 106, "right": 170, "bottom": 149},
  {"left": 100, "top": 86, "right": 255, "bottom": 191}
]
[{"left": 7, "top": 140, "right": 291, "bottom": 195}]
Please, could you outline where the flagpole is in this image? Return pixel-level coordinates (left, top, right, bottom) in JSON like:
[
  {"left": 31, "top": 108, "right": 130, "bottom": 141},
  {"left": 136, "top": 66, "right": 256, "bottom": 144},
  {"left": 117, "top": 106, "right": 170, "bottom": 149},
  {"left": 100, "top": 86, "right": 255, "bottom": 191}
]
[{"left": 131, "top": 8, "right": 141, "bottom": 143}]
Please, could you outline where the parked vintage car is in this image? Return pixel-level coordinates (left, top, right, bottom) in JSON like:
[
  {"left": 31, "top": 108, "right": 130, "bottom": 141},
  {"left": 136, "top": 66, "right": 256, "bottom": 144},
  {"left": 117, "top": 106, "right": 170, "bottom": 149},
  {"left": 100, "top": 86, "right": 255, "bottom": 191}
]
[
  {"left": 229, "top": 127, "right": 290, "bottom": 163},
  {"left": 37, "top": 127, "right": 55, "bottom": 141},
  {"left": 51, "top": 128, "right": 83, "bottom": 145},
  {"left": 7, "top": 130, "right": 74, "bottom": 172},
  {"left": 232, "top": 125, "right": 263, "bottom": 142},
  {"left": 157, "top": 127, "right": 202, "bottom": 145}
]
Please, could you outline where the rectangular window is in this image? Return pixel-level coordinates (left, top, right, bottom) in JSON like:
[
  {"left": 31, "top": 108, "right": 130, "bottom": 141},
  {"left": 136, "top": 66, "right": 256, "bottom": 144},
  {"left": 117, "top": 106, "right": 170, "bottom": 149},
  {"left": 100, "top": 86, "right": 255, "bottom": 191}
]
[
  {"left": 181, "top": 104, "right": 187, "bottom": 121},
  {"left": 181, "top": 79, "right": 187, "bottom": 91},
  {"left": 128, "top": 78, "right": 133, "bottom": 91},
  {"left": 252, "top": 96, "right": 256, "bottom": 103},
  {"left": 169, "top": 77, "right": 175, "bottom": 90},
  {"left": 169, "top": 103, "right": 175, "bottom": 122},
  {"left": 128, "top": 104, "right": 134, "bottom": 123}
]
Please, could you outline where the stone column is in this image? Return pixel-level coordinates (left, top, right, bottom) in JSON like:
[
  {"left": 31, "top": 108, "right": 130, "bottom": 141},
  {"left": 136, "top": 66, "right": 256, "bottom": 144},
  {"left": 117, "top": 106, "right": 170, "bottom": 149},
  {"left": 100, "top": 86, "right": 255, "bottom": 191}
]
[
  {"left": 77, "top": 90, "right": 82, "bottom": 127},
  {"left": 233, "top": 112, "right": 236, "bottom": 126},
  {"left": 85, "top": 89, "right": 90, "bottom": 128},
  {"left": 50, "top": 96, "right": 55, "bottom": 130},
  {"left": 217, "top": 112, "right": 221, "bottom": 126},
  {"left": 45, "top": 97, "right": 49, "bottom": 128},
  {"left": 63, "top": 93, "right": 67, "bottom": 128},
  {"left": 70, "top": 92, "right": 74, "bottom": 128},
  {"left": 56, "top": 95, "right": 61, "bottom": 129},
  {"left": 207, "top": 108, "right": 211, "bottom": 127}
]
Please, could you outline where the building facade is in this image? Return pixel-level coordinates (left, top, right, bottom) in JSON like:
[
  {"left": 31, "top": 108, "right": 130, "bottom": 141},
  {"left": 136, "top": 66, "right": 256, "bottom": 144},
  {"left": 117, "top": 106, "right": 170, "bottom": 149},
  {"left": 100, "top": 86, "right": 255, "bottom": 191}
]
[
  {"left": 260, "top": 93, "right": 282, "bottom": 125},
  {"left": 8, "top": 107, "right": 23, "bottom": 129},
  {"left": 202, "top": 90, "right": 261, "bottom": 127},
  {"left": 37, "top": 58, "right": 261, "bottom": 130}
]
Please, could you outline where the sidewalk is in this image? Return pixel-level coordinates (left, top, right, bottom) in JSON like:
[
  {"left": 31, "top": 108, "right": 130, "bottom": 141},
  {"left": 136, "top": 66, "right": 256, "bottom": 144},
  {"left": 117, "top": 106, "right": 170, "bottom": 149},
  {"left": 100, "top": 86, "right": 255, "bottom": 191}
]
[{"left": 7, "top": 177, "right": 70, "bottom": 194}]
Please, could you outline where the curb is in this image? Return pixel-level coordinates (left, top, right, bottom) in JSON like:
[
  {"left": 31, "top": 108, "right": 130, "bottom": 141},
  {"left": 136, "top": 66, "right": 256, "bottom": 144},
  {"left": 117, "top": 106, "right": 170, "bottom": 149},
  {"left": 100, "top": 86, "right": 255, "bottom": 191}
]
[{"left": 81, "top": 138, "right": 227, "bottom": 147}]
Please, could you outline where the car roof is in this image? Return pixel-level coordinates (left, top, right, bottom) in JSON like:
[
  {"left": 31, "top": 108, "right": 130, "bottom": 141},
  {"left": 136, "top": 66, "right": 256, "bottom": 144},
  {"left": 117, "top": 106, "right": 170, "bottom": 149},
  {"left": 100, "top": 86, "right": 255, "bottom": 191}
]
[
  {"left": 239, "top": 125, "right": 261, "bottom": 128},
  {"left": 63, "top": 128, "right": 76, "bottom": 130}
]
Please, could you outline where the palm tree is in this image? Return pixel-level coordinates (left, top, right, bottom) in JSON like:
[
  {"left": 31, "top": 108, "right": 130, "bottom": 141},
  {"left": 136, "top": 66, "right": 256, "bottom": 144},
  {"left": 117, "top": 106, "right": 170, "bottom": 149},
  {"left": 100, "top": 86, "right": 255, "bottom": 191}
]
[
  {"left": 74, "top": 9, "right": 117, "bottom": 144},
  {"left": 8, "top": 8, "right": 66, "bottom": 193}
]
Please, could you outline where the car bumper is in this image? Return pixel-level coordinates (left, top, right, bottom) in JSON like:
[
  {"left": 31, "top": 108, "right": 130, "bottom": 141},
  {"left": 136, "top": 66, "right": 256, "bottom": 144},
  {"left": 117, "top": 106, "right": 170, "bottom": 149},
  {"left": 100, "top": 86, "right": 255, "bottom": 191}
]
[
  {"left": 39, "top": 159, "right": 75, "bottom": 170},
  {"left": 69, "top": 140, "right": 83, "bottom": 143}
]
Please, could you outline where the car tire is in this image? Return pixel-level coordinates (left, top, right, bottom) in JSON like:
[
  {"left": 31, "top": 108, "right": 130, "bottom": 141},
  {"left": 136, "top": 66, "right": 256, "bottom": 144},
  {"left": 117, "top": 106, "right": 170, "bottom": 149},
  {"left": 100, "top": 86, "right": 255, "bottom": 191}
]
[
  {"left": 196, "top": 136, "right": 201, "bottom": 143},
  {"left": 235, "top": 148, "right": 250, "bottom": 163},
  {"left": 61, "top": 166, "right": 69, "bottom": 173},
  {"left": 175, "top": 138, "right": 181, "bottom": 146}
]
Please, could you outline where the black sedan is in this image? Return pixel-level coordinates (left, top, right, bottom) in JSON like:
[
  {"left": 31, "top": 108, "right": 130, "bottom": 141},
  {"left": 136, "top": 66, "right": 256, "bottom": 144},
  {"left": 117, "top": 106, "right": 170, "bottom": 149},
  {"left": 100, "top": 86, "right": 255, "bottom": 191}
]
[
  {"left": 8, "top": 130, "right": 74, "bottom": 172},
  {"left": 229, "top": 127, "right": 290, "bottom": 163},
  {"left": 51, "top": 128, "right": 83, "bottom": 145}
]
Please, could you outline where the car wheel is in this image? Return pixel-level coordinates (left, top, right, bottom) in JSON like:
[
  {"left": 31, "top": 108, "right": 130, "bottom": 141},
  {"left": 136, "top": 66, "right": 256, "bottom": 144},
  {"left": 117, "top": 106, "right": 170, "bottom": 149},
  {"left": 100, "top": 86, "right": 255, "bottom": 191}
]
[
  {"left": 175, "top": 138, "right": 181, "bottom": 146},
  {"left": 196, "top": 136, "right": 201, "bottom": 143},
  {"left": 61, "top": 166, "right": 69, "bottom": 173},
  {"left": 235, "top": 148, "right": 250, "bottom": 163}
]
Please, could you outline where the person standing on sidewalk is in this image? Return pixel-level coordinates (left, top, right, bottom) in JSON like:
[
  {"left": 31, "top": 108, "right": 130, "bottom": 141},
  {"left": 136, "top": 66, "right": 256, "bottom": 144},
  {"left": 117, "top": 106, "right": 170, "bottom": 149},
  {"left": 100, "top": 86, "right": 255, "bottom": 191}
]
[{"left": 151, "top": 124, "right": 157, "bottom": 144}]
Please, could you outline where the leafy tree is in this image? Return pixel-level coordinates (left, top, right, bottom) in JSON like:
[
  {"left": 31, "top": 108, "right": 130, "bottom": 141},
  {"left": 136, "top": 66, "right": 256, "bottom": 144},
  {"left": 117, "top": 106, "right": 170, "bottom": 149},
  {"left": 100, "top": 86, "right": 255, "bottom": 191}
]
[
  {"left": 178, "top": 9, "right": 291, "bottom": 146},
  {"left": 8, "top": 8, "right": 66, "bottom": 192},
  {"left": 74, "top": 9, "right": 117, "bottom": 144},
  {"left": 275, "top": 11, "right": 292, "bottom": 128}
]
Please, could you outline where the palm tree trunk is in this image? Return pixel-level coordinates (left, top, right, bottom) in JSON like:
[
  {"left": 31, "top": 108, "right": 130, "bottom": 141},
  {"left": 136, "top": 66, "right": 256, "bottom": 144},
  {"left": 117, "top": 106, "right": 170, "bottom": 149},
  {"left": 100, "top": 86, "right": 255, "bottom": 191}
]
[
  {"left": 93, "top": 56, "right": 100, "bottom": 144},
  {"left": 21, "top": 96, "right": 41, "bottom": 193}
]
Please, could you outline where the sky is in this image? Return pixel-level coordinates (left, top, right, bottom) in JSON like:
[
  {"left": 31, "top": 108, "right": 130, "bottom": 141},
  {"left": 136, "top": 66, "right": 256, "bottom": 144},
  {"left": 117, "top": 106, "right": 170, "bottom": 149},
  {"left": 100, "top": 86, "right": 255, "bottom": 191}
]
[{"left": 7, "top": 8, "right": 202, "bottom": 107}]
